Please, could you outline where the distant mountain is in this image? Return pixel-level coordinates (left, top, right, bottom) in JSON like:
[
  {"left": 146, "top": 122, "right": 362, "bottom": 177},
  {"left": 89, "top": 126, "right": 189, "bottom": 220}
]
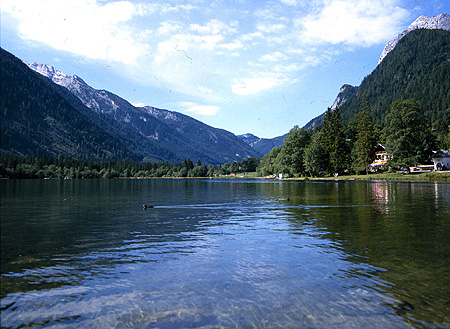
[
  {"left": 0, "top": 48, "right": 135, "bottom": 160},
  {"left": 378, "top": 13, "right": 450, "bottom": 64},
  {"left": 25, "top": 62, "right": 261, "bottom": 164},
  {"left": 238, "top": 133, "right": 286, "bottom": 155},
  {"left": 303, "top": 16, "right": 450, "bottom": 132}
]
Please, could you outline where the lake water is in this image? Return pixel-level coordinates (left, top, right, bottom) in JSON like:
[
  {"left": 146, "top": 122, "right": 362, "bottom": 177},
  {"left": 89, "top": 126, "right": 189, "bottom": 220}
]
[{"left": 1, "top": 179, "right": 449, "bottom": 328}]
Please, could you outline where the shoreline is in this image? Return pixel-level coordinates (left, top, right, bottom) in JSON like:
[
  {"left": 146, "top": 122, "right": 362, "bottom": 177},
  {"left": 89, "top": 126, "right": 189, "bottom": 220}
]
[
  {"left": 282, "top": 171, "right": 450, "bottom": 182},
  {"left": 2, "top": 171, "right": 450, "bottom": 182}
]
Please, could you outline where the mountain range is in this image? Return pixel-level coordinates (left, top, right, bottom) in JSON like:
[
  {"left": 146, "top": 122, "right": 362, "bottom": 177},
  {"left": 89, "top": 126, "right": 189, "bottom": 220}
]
[
  {"left": 1, "top": 13, "right": 449, "bottom": 163},
  {"left": 1, "top": 51, "right": 261, "bottom": 164}
]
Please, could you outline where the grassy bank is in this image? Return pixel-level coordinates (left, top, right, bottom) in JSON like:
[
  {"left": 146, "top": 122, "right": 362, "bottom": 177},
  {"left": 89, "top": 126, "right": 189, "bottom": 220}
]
[{"left": 288, "top": 171, "right": 450, "bottom": 182}]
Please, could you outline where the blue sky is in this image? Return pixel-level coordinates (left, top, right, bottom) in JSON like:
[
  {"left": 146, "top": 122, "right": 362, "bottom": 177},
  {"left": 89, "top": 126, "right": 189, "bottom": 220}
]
[{"left": 1, "top": 0, "right": 448, "bottom": 138}]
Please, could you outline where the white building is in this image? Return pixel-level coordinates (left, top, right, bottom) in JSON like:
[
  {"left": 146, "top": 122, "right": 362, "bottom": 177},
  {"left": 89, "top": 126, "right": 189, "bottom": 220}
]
[{"left": 431, "top": 150, "right": 450, "bottom": 171}]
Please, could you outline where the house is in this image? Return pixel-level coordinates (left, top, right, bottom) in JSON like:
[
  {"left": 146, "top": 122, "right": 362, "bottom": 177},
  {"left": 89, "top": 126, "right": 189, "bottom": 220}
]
[
  {"left": 370, "top": 144, "right": 391, "bottom": 169},
  {"left": 432, "top": 150, "right": 450, "bottom": 171}
]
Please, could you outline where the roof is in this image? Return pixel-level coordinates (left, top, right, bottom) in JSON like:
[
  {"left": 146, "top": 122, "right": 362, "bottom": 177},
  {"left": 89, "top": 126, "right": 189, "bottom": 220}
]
[{"left": 432, "top": 150, "right": 450, "bottom": 158}]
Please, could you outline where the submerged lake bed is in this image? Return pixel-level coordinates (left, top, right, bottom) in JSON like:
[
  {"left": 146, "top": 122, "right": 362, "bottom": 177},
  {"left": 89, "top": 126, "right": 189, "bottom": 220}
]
[{"left": 1, "top": 179, "right": 449, "bottom": 328}]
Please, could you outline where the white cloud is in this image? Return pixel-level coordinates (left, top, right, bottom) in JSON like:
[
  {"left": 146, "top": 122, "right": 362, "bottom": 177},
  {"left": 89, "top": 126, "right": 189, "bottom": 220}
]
[
  {"left": 259, "top": 51, "right": 288, "bottom": 62},
  {"left": 154, "top": 34, "right": 191, "bottom": 64},
  {"left": 2, "top": 0, "right": 413, "bottom": 107},
  {"left": 256, "top": 23, "right": 287, "bottom": 33},
  {"left": 197, "top": 34, "right": 224, "bottom": 51},
  {"left": 135, "top": 3, "right": 197, "bottom": 15},
  {"left": 189, "top": 19, "right": 238, "bottom": 35},
  {"left": 220, "top": 40, "right": 244, "bottom": 51},
  {"left": 232, "top": 76, "right": 282, "bottom": 95},
  {"left": 240, "top": 32, "right": 264, "bottom": 41},
  {"left": 177, "top": 102, "right": 220, "bottom": 115},
  {"left": 2, "top": 0, "right": 147, "bottom": 64},
  {"left": 157, "top": 21, "right": 181, "bottom": 35},
  {"left": 279, "top": 0, "right": 300, "bottom": 5},
  {"left": 299, "top": 0, "right": 409, "bottom": 46}
]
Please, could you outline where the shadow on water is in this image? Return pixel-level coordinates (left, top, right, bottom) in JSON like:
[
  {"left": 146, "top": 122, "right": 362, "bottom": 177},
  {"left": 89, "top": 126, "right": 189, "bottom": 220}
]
[{"left": 274, "top": 180, "right": 450, "bottom": 327}]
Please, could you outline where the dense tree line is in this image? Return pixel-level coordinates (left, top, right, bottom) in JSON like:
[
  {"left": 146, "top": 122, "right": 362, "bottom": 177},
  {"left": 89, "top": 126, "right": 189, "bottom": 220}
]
[
  {"left": 3, "top": 98, "right": 448, "bottom": 179},
  {"left": 259, "top": 98, "right": 450, "bottom": 177},
  {"left": 0, "top": 153, "right": 260, "bottom": 179}
]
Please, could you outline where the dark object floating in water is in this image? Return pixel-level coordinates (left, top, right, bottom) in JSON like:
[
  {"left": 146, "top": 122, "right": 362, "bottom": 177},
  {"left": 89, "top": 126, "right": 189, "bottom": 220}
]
[
  {"left": 394, "top": 300, "right": 415, "bottom": 315},
  {"left": 143, "top": 204, "right": 154, "bottom": 210},
  {"left": 287, "top": 198, "right": 291, "bottom": 201}
]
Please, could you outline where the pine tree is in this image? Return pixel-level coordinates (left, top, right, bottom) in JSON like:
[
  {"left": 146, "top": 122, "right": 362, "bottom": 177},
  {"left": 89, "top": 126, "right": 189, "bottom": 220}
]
[{"left": 321, "top": 107, "right": 347, "bottom": 175}]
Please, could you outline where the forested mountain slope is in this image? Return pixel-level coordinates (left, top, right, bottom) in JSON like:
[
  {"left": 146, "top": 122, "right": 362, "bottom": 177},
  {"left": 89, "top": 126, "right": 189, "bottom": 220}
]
[
  {"left": 340, "top": 29, "right": 450, "bottom": 128},
  {"left": 304, "top": 29, "right": 450, "bottom": 131},
  {"left": 26, "top": 62, "right": 261, "bottom": 164},
  {"left": 0, "top": 48, "right": 135, "bottom": 160}
]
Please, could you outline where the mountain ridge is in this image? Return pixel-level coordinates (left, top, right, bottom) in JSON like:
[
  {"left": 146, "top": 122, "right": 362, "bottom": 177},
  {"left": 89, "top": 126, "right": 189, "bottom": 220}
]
[
  {"left": 379, "top": 13, "right": 450, "bottom": 64},
  {"left": 303, "top": 13, "right": 450, "bottom": 132},
  {"left": 25, "top": 61, "right": 261, "bottom": 164},
  {"left": 237, "top": 133, "right": 286, "bottom": 155},
  {"left": 0, "top": 48, "right": 136, "bottom": 160}
]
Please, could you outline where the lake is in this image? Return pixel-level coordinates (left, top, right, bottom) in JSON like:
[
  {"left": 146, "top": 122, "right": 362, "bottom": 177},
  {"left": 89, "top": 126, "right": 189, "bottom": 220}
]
[{"left": 1, "top": 179, "right": 449, "bottom": 328}]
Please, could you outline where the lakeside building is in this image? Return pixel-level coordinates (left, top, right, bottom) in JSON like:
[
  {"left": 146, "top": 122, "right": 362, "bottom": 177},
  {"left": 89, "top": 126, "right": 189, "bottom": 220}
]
[
  {"left": 370, "top": 144, "right": 391, "bottom": 169},
  {"left": 432, "top": 150, "right": 450, "bottom": 171}
]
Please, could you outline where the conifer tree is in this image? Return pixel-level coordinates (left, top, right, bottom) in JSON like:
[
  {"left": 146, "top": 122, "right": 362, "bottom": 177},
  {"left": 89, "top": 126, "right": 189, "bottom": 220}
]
[{"left": 321, "top": 107, "right": 347, "bottom": 174}]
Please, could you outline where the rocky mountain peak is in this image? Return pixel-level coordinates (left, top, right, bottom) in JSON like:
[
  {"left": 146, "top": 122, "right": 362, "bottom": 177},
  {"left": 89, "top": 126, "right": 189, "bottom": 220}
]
[
  {"left": 25, "top": 62, "right": 89, "bottom": 89},
  {"left": 331, "top": 84, "right": 359, "bottom": 110},
  {"left": 378, "top": 13, "right": 450, "bottom": 64},
  {"left": 26, "top": 62, "right": 67, "bottom": 82}
]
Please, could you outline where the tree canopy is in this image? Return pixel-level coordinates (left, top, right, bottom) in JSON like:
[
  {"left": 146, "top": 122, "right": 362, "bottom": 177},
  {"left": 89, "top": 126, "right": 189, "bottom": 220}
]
[{"left": 384, "top": 99, "right": 435, "bottom": 166}]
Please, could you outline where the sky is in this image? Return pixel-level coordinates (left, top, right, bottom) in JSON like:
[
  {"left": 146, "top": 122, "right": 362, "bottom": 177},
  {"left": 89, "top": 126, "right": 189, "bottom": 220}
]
[{"left": 1, "top": 0, "right": 448, "bottom": 138}]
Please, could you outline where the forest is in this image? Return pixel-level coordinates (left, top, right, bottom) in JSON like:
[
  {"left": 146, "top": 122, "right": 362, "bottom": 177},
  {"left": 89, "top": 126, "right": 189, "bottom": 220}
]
[
  {"left": 1, "top": 30, "right": 449, "bottom": 179},
  {"left": 0, "top": 152, "right": 260, "bottom": 179},
  {"left": 1, "top": 97, "right": 449, "bottom": 179},
  {"left": 259, "top": 97, "right": 449, "bottom": 177}
]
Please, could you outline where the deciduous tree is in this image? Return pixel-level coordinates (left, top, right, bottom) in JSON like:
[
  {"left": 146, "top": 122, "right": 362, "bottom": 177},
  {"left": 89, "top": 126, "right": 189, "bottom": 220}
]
[
  {"left": 385, "top": 99, "right": 435, "bottom": 166},
  {"left": 354, "top": 95, "right": 376, "bottom": 174}
]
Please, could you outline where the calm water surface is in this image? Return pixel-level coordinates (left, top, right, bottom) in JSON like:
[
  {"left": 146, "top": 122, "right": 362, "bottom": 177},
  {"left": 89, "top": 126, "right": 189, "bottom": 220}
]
[{"left": 1, "top": 179, "right": 449, "bottom": 328}]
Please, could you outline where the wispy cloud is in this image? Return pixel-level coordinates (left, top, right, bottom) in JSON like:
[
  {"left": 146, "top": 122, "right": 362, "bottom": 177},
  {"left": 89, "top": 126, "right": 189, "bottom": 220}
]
[
  {"left": 2, "top": 0, "right": 412, "bottom": 104},
  {"left": 259, "top": 51, "right": 288, "bottom": 62},
  {"left": 2, "top": 0, "right": 147, "bottom": 64},
  {"left": 232, "top": 76, "right": 282, "bottom": 96},
  {"left": 298, "top": 0, "right": 409, "bottom": 46},
  {"left": 177, "top": 102, "right": 220, "bottom": 116}
]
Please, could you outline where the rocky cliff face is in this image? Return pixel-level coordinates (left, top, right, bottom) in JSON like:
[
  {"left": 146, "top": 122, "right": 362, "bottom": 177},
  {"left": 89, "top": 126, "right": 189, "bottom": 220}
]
[
  {"left": 330, "top": 84, "right": 359, "bottom": 110},
  {"left": 378, "top": 13, "right": 450, "bottom": 64},
  {"left": 302, "top": 84, "right": 358, "bottom": 131},
  {"left": 26, "top": 62, "right": 122, "bottom": 115}
]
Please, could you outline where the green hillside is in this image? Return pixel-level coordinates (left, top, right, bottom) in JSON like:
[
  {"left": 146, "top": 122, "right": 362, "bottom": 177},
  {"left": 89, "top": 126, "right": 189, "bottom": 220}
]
[
  {"left": 0, "top": 48, "right": 135, "bottom": 160},
  {"left": 339, "top": 29, "right": 450, "bottom": 129}
]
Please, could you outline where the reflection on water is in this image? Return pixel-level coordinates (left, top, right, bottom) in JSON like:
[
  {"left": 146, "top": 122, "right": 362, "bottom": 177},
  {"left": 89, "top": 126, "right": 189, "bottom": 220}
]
[{"left": 1, "top": 179, "right": 449, "bottom": 328}]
